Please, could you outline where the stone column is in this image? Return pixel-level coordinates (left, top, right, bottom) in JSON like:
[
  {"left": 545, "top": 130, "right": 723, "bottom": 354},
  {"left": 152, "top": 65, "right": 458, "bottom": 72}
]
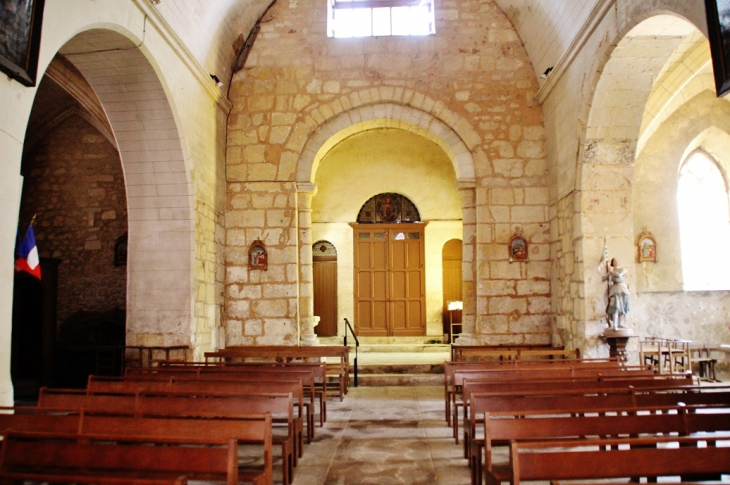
[
  {"left": 297, "top": 183, "right": 318, "bottom": 346},
  {"left": 455, "top": 179, "right": 477, "bottom": 345},
  {"left": 579, "top": 140, "right": 637, "bottom": 357}
]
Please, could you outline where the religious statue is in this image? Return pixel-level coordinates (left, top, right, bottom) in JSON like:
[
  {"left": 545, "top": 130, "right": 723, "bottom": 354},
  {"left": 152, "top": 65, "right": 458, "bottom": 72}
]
[{"left": 601, "top": 257, "right": 630, "bottom": 330}]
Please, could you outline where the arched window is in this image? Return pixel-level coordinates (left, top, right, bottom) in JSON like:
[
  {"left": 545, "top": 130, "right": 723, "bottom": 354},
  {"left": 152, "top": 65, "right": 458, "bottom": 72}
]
[
  {"left": 356, "top": 193, "right": 420, "bottom": 224},
  {"left": 677, "top": 151, "right": 730, "bottom": 290}
]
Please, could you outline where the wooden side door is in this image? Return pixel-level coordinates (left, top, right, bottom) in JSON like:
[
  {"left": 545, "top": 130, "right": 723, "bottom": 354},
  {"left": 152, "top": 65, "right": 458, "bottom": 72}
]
[
  {"left": 354, "top": 228, "right": 389, "bottom": 336},
  {"left": 353, "top": 224, "right": 425, "bottom": 337},
  {"left": 389, "top": 228, "right": 425, "bottom": 336},
  {"left": 313, "top": 258, "right": 338, "bottom": 337}
]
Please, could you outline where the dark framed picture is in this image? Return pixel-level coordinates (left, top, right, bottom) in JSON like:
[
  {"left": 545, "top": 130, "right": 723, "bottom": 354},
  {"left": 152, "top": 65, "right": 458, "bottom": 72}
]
[
  {"left": 0, "top": 0, "right": 46, "bottom": 87},
  {"left": 705, "top": 0, "right": 730, "bottom": 97},
  {"left": 508, "top": 234, "right": 528, "bottom": 262}
]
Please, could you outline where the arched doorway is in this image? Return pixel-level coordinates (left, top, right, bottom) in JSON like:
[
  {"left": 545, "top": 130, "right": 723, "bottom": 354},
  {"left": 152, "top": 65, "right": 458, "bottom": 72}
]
[
  {"left": 313, "top": 240, "right": 338, "bottom": 337},
  {"left": 353, "top": 193, "right": 426, "bottom": 337},
  {"left": 12, "top": 54, "right": 128, "bottom": 394},
  {"left": 442, "top": 239, "right": 462, "bottom": 343}
]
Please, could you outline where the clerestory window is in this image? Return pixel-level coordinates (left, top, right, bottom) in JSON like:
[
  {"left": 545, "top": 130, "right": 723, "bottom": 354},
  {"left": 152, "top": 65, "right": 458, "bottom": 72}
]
[
  {"left": 327, "top": 0, "right": 436, "bottom": 38},
  {"left": 677, "top": 150, "right": 730, "bottom": 290}
]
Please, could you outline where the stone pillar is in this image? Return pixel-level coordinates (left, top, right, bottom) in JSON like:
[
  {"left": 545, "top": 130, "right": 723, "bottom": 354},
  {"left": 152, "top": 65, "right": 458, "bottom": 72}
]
[
  {"left": 579, "top": 140, "right": 637, "bottom": 357},
  {"left": 297, "top": 183, "right": 318, "bottom": 346},
  {"left": 455, "top": 179, "right": 477, "bottom": 345}
]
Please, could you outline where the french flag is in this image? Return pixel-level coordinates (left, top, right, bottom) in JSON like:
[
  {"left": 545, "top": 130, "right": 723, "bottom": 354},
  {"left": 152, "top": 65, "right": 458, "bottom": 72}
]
[{"left": 15, "top": 225, "right": 41, "bottom": 280}]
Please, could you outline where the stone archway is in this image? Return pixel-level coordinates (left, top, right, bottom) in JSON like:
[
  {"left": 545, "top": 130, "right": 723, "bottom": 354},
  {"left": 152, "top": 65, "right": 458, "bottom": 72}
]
[
  {"left": 566, "top": 13, "right": 707, "bottom": 356},
  {"left": 295, "top": 102, "right": 478, "bottom": 345},
  {"left": 53, "top": 29, "right": 196, "bottom": 348}
]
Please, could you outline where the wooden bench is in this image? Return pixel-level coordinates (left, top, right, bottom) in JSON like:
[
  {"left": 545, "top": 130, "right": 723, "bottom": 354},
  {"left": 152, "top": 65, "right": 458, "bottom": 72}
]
[
  {"left": 459, "top": 372, "right": 692, "bottom": 433},
  {"left": 130, "top": 361, "right": 329, "bottom": 426},
  {"left": 508, "top": 435, "right": 730, "bottom": 485},
  {"left": 443, "top": 359, "right": 620, "bottom": 424},
  {"left": 94, "top": 370, "right": 316, "bottom": 442},
  {"left": 451, "top": 347, "right": 579, "bottom": 362},
  {"left": 88, "top": 373, "right": 311, "bottom": 448},
  {"left": 38, "top": 388, "right": 295, "bottom": 484},
  {"left": 450, "top": 344, "right": 564, "bottom": 362},
  {"left": 0, "top": 407, "right": 273, "bottom": 485},
  {"left": 464, "top": 386, "right": 730, "bottom": 468},
  {"left": 0, "top": 431, "right": 241, "bottom": 485},
  {"left": 460, "top": 376, "right": 696, "bottom": 457},
  {"left": 477, "top": 406, "right": 730, "bottom": 485},
  {"left": 451, "top": 366, "right": 656, "bottom": 436},
  {"left": 205, "top": 346, "right": 349, "bottom": 400}
]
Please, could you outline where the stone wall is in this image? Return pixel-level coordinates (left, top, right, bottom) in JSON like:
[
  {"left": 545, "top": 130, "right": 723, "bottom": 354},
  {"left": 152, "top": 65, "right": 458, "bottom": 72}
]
[
  {"left": 225, "top": 0, "right": 551, "bottom": 344},
  {"left": 19, "top": 116, "right": 127, "bottom": 325},
  {"left": 226, "top": 182, "right": 299, "bottom": 345}
]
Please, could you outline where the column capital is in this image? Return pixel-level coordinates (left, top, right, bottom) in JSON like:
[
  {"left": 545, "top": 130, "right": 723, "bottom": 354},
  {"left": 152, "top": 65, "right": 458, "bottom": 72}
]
[
  {"left": 457, "top": 178, "right": 477, "bottom": 190},
  {"left": 296, "top": 182, "right": 318, "bottom": 195}
]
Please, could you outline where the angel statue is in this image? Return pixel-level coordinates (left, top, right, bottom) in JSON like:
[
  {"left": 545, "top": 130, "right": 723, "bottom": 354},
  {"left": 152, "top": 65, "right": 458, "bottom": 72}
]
[{"left": 600, "top": 257, "right": 630, "bottom": 330}]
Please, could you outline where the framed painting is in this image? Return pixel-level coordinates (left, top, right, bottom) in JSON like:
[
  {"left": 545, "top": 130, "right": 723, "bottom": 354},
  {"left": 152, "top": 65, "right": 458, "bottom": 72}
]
[
  {"left": 637, "top": 231, "right": 657, "bottom": 263},
  {"left": 508, "top": 234, "right": 528, "bottom": 262},
  {"left": 0, "top": 0, "right": 46, "bottom": 87},
  {"left": 248, "top": 239, "right": 268, "bottom": 271},
  {"left": 705, "top": 0, "right": 730, "bottom": 97}
]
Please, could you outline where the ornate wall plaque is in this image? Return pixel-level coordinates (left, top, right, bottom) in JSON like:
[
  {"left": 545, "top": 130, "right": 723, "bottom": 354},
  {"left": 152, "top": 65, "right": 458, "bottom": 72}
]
[
  {"left": 248, "top": 239, "right": 268, "bottom": 270},
  {"left": 638, "top": 231, "right": 657, "bottom": 263},
  {"left": 509, "top": 233, "right": 528, "bottom": 262}
]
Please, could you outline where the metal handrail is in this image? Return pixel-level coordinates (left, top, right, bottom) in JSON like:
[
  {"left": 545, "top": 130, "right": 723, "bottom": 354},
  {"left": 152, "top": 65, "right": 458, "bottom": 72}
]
[{"left": 343, "top": 318, "right": 359, "bottom": 387}]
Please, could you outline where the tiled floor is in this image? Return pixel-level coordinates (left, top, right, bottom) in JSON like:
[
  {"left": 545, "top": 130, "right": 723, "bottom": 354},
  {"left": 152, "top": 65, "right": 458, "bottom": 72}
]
[{"left": 290, "top": 386, "right": 472, "bottom": 485}]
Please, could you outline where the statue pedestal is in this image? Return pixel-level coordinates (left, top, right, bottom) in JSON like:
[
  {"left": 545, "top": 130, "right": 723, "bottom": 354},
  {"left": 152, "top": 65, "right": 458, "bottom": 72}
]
[{"left": 602, "top": 328, "right": 636, "bottom": 365}]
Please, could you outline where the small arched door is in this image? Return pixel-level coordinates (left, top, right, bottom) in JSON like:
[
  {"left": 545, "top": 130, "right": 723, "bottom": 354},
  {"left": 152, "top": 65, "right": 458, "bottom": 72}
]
[{"left": 313, "top": 241, "right": 338, "bottom": 337}]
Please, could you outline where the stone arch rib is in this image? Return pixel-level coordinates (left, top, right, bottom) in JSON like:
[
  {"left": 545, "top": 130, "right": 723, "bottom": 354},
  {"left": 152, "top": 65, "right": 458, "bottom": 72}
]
[
  {"left": 60, "top": 28, "right": 194, "bottom": 346},
  {"left": 295, "top": 99, "right": 477, "bottom": 184}
]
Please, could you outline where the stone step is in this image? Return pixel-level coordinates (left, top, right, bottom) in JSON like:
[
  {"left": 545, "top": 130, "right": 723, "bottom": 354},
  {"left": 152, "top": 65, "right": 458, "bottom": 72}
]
[
  {"left": 356, "top": 363, "right": 444, "bottom": 375},
  {"left": 318, "top": 336, "right": 447, "bottom": 347},
  {"left": 353, "top": 344, "right": 450, "bottom": 353},
  {"left": 349, "top": 373, "right": 443, "bottom": 387}
]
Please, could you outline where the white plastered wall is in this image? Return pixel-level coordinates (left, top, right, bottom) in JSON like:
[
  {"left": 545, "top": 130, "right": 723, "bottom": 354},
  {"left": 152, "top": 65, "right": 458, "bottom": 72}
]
[{"left": 0, "top": 0, "right": 229, "bottom": 404}]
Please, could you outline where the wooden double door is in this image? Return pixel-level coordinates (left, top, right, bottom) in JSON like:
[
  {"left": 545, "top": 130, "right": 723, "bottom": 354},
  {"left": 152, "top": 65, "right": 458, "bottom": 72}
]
[{"left": 353, "top": 224, "right": 426, "bottom": 337}]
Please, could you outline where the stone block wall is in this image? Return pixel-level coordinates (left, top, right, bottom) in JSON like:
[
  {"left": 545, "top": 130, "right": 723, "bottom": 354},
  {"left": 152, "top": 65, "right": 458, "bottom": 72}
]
[
  {"left": 225, "top": 182, "right": 299, "bottom": 345},
  {"left": 226, "top": 0, "right": 551, "bottom": 344},
  {"left": 19, "top": 116, "right": 127, "bottom": 326}
]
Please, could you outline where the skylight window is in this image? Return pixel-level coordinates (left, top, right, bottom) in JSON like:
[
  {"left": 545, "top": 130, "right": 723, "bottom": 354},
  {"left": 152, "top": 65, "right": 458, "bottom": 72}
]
[{"left": 327, "top": 0, "right": 435, "bottom": 38}]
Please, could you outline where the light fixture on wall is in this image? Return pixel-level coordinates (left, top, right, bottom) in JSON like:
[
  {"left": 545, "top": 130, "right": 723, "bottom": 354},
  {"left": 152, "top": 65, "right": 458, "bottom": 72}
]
[
  {"left": 210, "top": 74, "right": 223, "bottom": 88},
  {"left": 540, "top": 66, "right": 554, "bottom": 80}
]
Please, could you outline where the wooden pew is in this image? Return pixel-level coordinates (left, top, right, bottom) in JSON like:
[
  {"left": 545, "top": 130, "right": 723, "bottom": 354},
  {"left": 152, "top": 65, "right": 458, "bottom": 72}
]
[
  {"left": 458, "top": 373, "right": 693, "bottom": 443},
  {"left": 450, "top": 344, "right": 563, "bottom": 362},
  {"left": 508, "top": 435, "right": 730, "bottom": 485},
  {"left": 38, "top": 388, "right": 295, "bottom": 485},
  {"left": 131, "top": 361, "right": 329, "bottom": 426},
  {"left": 205, "top": 345, "right": 350, "bottom": 400},
  {"left": 0, "top": 407, "right": 273, "bottom": 485},
  {"left": 0, "top": 431, "right": 241, "bottom": 485},
  {"left": 88, "top": 374, "right": 311, "bottom": 448},
  {"left": 477, "top": 406, "right": 730, "bottom": 485},
  {"left": 443, "top": 358, "right": 620, "bottom": 424},
  {"left": 93, "top": 370, "right": 316, "bottom": 442},
  {"left": 451, "top": 366, "right": 656, "bottom": 436},
  {"left": 464, "top": 386, "right": 730, "bottom": 469},
  {"left": 451, "top": 346, "right": 579, "bottom": 362}
]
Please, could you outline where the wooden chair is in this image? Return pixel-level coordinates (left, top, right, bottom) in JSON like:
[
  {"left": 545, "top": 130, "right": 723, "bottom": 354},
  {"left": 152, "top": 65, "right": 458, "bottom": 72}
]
[{"left": 692, "top": 344, "right": 719, "bottom": 381}]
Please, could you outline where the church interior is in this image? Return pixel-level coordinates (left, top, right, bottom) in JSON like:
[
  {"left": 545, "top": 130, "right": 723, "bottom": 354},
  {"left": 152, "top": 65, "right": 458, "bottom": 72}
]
[{"left": 3, "top": 0, "right": 730, "bottom": 482}]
